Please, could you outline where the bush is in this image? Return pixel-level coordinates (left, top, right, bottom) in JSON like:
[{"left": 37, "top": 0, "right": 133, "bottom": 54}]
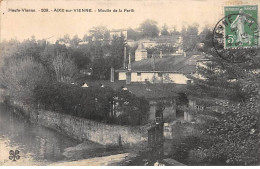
[
  {"left": 33, "top": 82, "right": 149, "bottom": 125},
  {"left": 171, "top": 135, "right": 213, "bottom": 164},
  {"left": 188, "top": 149, "right": 211, "bottom": 164},
  {"left": 115, "top": 89, "right": 150, "bottom": 125}
]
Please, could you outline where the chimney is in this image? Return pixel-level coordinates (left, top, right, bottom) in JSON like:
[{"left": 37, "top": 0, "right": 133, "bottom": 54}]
[
  {"left": 128, "top": 53, "right": 131, "bottom": 71},
  {"left": 126, "top": 72, "right": 131, "bottom": 84},
  {"left": 152, "top": 55, "right": 155, "bottom": 70},
  {"left": 126, "top": 53, "right": 131, "bottom": 85},
  {"left": 160, "top": 49, "right": 162, "bottom": 58},
  {"left": 123, "top": 46, "right": 127, "bottom": 69},
  {"left": 110, "top": 67, "right": 115, "bottom": 82}
]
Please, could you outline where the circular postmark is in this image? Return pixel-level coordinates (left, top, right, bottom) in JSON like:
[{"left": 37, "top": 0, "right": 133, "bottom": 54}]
[{"left": 212, "top": 12, "right": 259, "bottom": 63}]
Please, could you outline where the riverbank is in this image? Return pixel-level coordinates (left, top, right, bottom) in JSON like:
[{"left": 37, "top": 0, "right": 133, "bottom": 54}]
[
  {"left": 6, "top": 100, "right": 149, "bottom": 147},
  {"left": 1, "top": 100, "right": 188, "bottom": 166},
  {"left": 0, "top": 103, "right": 143, "bottom": 166},
  {"left": 52, "top": 152, "right": 138, "bottom": 166},
  {"left": 0, "top": 103, "right": 80, "bottom": 165},
  {"left": 1, "top": 100, "right": 151, "bottom": 164}
]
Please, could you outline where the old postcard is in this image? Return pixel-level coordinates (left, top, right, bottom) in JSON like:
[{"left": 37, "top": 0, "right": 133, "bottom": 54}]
[{"left": 0, "top": 0, "right": 259, "bottom": 166}]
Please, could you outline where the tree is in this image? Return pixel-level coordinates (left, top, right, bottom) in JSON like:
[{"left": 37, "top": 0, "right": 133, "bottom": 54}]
[
  {"left": 170, "top": 26, "right": 180, "bottom": 36},
  {"left": 59, "top": 34, "right": 71, "bottom": 44},
  {"left": 70, "top": 35, "right": 81, "bottom": 48},
  {"left": 187, "top": 27, "right": 260, "bottom": 165},
  {"left": 127, "top": 28, "right": 141, "bottom": 40},
  {"left": 107, "top": 35, "right": 125, "bottom": 69},
  {"left": 198, "top": 28, "right": 213, "bottom": 52},
  {"left": 52, "top": 53, "right": 78, "bottom": 83},
  {"left": 139, "top": 19, "right": 159, "bottom": 38},
  {"left": 91, "top": 56, "right": 109, "bottom": 80},
  {"left": 205, "top": 90, "right": 260, "bottom": 165},
  {"left": 82, "top": 34, "right": 91, "bottom": 42},
  {"left": 90, "top": 26, "right": 110, "bottom": 41},
  {"left": 181, "top": 24, "right": 199, "bottom": 51},
  {"left": 0, "top": 56, "right": 49, "bottom": 105},
  {"left": 87, "top": 35, "right": 127, "bottom": 80},
  {"left": 0, "top": 39, "right": 20, "bottom": 59},
  {"left": 161, "top": 24, "right": 170, "bottom": 36},
  {"left": 114, "top": 89, "right": 150, "bottom": 125},
  {"left": 71, "top": 49, "right": 91, "bottom": 70},
  {"left": 193, "top": 72, "right": 260, "bottom": 165}
]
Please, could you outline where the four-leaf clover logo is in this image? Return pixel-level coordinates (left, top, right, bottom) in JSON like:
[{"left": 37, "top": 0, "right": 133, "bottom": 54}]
[{"left": 9, "top": 150, "right": 20, "bottom": 161}]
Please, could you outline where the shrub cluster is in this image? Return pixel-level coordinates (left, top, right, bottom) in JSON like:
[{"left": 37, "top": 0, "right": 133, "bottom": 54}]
[{"left": 33, "top": 82, "right": 149, "bottom": 126}]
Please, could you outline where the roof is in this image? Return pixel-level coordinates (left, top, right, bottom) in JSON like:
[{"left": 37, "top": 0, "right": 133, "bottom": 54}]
[
  {"left": 136, "top": 42, "right": 147, "bottom": 51},
  {"left": 129, "top": 55, "right": 197, "bottom": 74},
  {"left": 126, "top": 83, "right": 186, "bottom": 100},
  {"left": 81, "top": 80, "right": 187, "bottom": 100},
  {"left": 138, "top": 35, "right": 181, "bottom": 43},
  {"left": 110, "top": 29, "right": 127, "bottom": 32}
]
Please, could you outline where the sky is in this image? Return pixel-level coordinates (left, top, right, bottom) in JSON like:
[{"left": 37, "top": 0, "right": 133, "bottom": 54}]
[{"left": 0, "top": 0, "right": 259, "bottom": 42}]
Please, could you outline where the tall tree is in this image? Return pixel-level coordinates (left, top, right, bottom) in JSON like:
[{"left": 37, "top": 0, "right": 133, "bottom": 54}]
[
  {"left": 71, "top": 48, "right": 91, "bottom": 70},
  {"left": 91, "top": 56, "right": 109, "bottom": 80},
  {"left": 70, "top": 35, "right": 81, "bottom": 48},
  {"left": 0, "top": 56, "right": 49, "bottom": 105},
  {"left": 161, "top": 24, "right": 170, "bottom": 36},
  {"left": 181, "top": 24, "right": 199, "bottom": 51},
  {"left": 90, "top": 26, "right": 110, "bottom": 41},
  {"left": 108, "top": 35, "right": 125, "bottom": 69},
  {"left": 59, "top": 34, "right": 71, "bottom": 44},
  {"left": 139, "top": 19, "right": 159, "bottom": 38},
  {"left": 170, "top": 26, "right": 180, "bottom": 35},
  {"left": 127, "top": 28, "right": 141, "bottom": 40},
  {"left": 52, "top": 53, "right": 78, "bottom": 83}
]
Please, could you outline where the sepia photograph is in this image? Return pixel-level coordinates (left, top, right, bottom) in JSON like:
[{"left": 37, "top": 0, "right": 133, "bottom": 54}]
[{"left": 0, "top": 0, "right": 259, "bottom": 166}]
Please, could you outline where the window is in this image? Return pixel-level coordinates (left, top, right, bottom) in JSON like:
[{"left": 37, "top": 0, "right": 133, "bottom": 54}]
[
  {"left": 137, "top": 72, "right": 141, "bottom": 76},
  {"left": 187, "top": 80, "right": 191, "bottom": 84},
  {"left": 158, "top": 72, "right": 163, "bottom": 77}
]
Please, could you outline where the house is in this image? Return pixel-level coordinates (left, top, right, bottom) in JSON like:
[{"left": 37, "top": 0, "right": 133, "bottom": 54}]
[
  {"left": 116, "top": 53, "right": 198, "bottom": 84},
  {"left": 122, "top": 84, "right": 185, "bottom": 122},
  {"left": 88, "top": 29, "right": 127, "bottom": 41},
  {"left": 109, "top": 29, "right": 127, "bottom": 40},
  {"left": 126, "top": 35, "right": 184, "bottom": 55}
]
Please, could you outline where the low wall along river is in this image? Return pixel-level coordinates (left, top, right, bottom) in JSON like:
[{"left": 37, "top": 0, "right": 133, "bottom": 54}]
[
  {"left": 30, "top": 110, "right": 148, "bottom": 147},
  {"left": 9, "top": 100, "right": 149, "bottom": 147}
]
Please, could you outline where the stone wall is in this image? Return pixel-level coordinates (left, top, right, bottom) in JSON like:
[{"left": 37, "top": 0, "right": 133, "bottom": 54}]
[
  {"left": 29, "top": 109, "right": 148, "bottom": 147},
  {"left": 6, "top": 99, "right": 150, "bottom": 148},
  {"left": 3, "top": 98, "right": 149, "bottom": 148}
]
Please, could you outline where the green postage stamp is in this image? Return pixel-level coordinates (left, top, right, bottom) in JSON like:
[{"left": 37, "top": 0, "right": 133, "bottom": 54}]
[{"left": 224, "top": 5, "right": 258, "bottom": 49}]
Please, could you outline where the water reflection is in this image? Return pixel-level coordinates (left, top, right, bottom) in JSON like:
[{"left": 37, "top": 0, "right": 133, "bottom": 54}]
[{"left": 0, "top": 103, "right": 79, "bottom": 165}]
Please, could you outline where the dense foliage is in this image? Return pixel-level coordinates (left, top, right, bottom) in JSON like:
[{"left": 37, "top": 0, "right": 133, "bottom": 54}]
[
  {"left": 186, "top": 28, "right": 260, "bottom": 165},
  {"left": 33, "top": 82, "right": 149, "bottom": 125},
  {"left": 203, "top": 77, "right": 260, "bottom": 165},
  {"left": 181, "top": 24, "right": 200, "bottom": 52}
]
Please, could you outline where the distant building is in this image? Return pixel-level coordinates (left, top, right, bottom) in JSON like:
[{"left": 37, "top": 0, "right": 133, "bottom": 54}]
[
  {"left": 135, "top": 42, "right": 148, "bottom": 61},
  {"left": 88, "top": 29, "right": 127, "bottom": 41},
  {"left": 127, "top": 35, "right": 184, "bottom": 55},
  {"left": 110, "top": 29, "right": 127, "bottom": 40}
]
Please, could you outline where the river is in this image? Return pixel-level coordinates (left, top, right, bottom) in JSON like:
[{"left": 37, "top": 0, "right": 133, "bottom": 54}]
[
  {"left": 0, "top": 103, "right": 171, "bottom": 166},
  {"left": 0, "top": 103, "right": 83, "bottom": 165}
]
